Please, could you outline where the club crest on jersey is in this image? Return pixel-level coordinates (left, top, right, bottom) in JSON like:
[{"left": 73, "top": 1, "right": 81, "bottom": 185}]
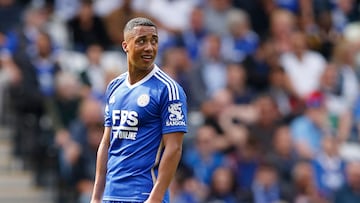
[
  {"left": 109, "top": 95, "right": 116, "bottom": 104},
  {"left": 137, "top": 94, "right": 150, "bottom": 107},
  {"left": 166, "top": 103, "right": 186, "bottom": 126}
]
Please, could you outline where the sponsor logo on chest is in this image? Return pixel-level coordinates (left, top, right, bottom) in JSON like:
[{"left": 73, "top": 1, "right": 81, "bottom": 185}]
[{"left": 112, "top": 110, "right": 139, "bottom": 140}]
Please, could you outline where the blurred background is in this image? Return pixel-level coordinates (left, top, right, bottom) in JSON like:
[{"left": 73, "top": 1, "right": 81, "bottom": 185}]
[{"left": 1, "top": 0, "right": 360, "bottom": 202}]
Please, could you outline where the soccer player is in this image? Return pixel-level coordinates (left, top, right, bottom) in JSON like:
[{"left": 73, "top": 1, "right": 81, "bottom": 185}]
[{"left": 90, "top": 17, "right": 188, "bottom": 203}]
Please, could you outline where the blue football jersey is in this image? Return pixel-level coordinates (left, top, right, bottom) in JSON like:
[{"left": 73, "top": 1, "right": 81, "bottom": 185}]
[{"left": 103, "top": 65, "right": 188, "bottom": 202}]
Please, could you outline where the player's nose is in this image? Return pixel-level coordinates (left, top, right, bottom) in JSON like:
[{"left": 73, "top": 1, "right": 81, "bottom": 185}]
[{"left": 143, "top": 41, "right": 155, "bottom": 52}]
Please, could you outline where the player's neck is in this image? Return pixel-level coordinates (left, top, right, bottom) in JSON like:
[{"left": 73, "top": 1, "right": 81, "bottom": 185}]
[{"left": 127, "top": 65, "right": 154, "bottom": 85}]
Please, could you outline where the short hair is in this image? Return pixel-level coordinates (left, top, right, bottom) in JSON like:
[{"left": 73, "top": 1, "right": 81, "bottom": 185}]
[
  {"left": 123, "top": 17, "right": 157, "bottom": 35},
  {"left": 227, "top": 9, "right": 249, "bottom": 28}
]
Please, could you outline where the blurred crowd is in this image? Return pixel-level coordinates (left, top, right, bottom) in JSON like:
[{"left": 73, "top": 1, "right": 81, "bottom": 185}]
[{"left": 1, "top": 0, "right": 360, "bottom": 203}]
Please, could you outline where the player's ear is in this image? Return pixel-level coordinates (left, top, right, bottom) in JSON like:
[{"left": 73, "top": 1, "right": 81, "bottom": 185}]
[{"left": 122, "top": 41, "right": 128, "bottom": 53}]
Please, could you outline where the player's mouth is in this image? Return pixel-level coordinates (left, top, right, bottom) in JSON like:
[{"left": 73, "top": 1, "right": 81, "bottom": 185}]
[{"left": 141, "top": 55, "right": 153, "bottom": 62}]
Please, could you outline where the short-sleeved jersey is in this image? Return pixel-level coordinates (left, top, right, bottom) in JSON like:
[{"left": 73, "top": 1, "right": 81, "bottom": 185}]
[{"left": 103, "top": 65, "right": 188, "bottom": 202}]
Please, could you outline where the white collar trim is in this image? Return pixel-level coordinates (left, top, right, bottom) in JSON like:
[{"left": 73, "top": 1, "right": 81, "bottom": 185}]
[{"left": 125, "top": 65, "right": 159, "bottom": 89}]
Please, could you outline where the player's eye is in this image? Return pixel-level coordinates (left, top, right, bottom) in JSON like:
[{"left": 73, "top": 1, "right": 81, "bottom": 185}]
[
  {"left": 151, "top": 38, "right": 158, "bottom": 45},
  {"left": 137, "top": 39, "right": 145, "bottom": 44}
]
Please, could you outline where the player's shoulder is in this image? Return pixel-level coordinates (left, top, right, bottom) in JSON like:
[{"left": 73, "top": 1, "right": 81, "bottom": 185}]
[
  {"left": 106, "top": 72, "right": 127, "bottom": 94},
  {"left": 152, "top": 65, "right": 186, "bottom": 101},
  {"left": 108, "top": 72, "right": 127, "bottom": 87},
  {"left": 153, "top": 66, "right": 181, "bottom": 88}
]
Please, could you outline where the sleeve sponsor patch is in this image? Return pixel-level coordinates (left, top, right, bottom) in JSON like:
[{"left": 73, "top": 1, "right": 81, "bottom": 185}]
[{"left": 166, "top": 103, "right": 186, "bottom": 126}]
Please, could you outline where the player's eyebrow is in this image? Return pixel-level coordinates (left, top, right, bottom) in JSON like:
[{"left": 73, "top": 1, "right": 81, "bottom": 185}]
[{"left": 136, "top": 34, "right": 158, "bottom": 40}]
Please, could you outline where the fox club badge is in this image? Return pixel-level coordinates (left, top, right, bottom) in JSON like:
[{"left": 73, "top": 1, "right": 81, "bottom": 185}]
[{"left": 137, "top": 94, "right": 150, "bottom": 107}]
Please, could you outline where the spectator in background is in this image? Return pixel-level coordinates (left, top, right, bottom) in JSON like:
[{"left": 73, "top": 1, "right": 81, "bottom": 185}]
[
  {"left": 72, "top": 111, "right": 103, "bottom": 203},
  {"left": 29, "top": 31, "right": 61, "bottom": 98},
  {"left": 41, "top": 1, "right": 71, "bottom": 49},
  {"left": 268, "top": 9, "right": 296, "bottom": 54},
  {"left": 25, "top": 29, "right": 64, "bottom": 185},
  {"left": 293, "top": 160, "right": 328, "bottom": 203},
  {"left": 182, "top": 124, "right": 225, "bottom": 187},
  {"left": 201, "top": 88, "right": 235, "bottom": 134},
  {"left": 206, "top": 166, "right": 239, "bottom": 203},
  {"left": 290, "top": 91, "right": 333, "bottom": 159},
  {"left": 248, "top": 95, "right": 282, "bottom": 153},
  {"left": 320, "top": 63, "right": 349, "bottom": 116},
  {"left": 67, "top": 0, "right": 110, "bottom": 52},
  {"left": 223, "top": 62, "right": 255, "bottom": 105},
  {"left": 179, "top": 5, "right": 208, "bottom": 62},
  {"left": 241, "top": 40, "right": 278, "bottom": 93},
  {"left": 217, "top": 92, "right": 261, "bottom": 150},
  {"left": 280, "top": 31, "right": 327, "bottom": 99},
  {"left": 52, "top": 71, "right": 81, "bottom": 132},
  {"left": 319, "top": 63, "right": 354, "bottom": 143},
  {"left": 267, "top": 66, "right": 293, "bottom": 118},
  {"left": 276, "top": 0, "right": 315, "bottom": 33},
  {"left": 11, "top": 5, "right": 48, "bottom": 54},
  {"left": 170, "top": 165, "right": 203, "bottom": 203},
  {"left": 56, "top": 98, "right": 103, "bottom": 202},
  {"left": 266, "top": 125, "right": 298, "bottom": 187},
  {"left": 103, "top": 0, "right": 153, "bottom": 49},
  {"left": 331, "top": 39, "right": 359, "bottom": 109},
  {"left": 222, "top": 9, "right": 259, "bottom": 63},
  {"left": 204, "top": 0, "right": 233, "bottom": 37},
  {"left": 79, "top": 43, "right": 107, "bottom": 100},
  {"left": 217, "top": 99, "right": 254, "bottom": 152},
  {"left": 334, "top": 161, "right": 360, "bottom": 203},
  {"left": 3, "top": 3, "right": 68, "bottom": 53},
  {"left": 227, "top": 136, "right": 260, "bottom": 201},
  {"left": 312, "top": 135, "right": 346, "bottom": 201},
  {"left": 189, "top": 33, "right": 227, "bottom": 110},
  {"left": 250, "top": 161, "right": 294, "bottom": 203}
]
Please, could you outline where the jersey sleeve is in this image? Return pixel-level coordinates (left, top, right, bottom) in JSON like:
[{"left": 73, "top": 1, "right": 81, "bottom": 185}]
[{"left": 160, "top": 83, "right": 188, "bottom": 135}]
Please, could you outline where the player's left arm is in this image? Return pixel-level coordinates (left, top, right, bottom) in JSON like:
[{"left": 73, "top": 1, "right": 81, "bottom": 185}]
[{"left": 145, "top": 131, "right": 184, "bottom": 203}]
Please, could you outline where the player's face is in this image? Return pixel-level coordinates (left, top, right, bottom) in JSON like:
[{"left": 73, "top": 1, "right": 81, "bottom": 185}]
[{"left": 124, "top": 26, "right": 158, "bottom": 71}]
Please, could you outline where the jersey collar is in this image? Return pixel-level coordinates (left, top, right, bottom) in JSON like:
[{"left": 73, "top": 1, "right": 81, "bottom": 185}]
[{"left": 126, "top": 65, "right": 159, "bottom": 89}]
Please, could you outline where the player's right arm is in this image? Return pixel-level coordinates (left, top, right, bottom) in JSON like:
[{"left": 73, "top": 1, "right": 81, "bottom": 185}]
[{"left": 90, "top": 126, "right": 111, "bottom": 203}]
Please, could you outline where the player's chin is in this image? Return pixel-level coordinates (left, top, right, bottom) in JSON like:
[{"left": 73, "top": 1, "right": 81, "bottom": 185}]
[
  {"left": 136, "top": 63, "right": 153, "bottom": 71},
  {"left": 140, "top": 59, "right": 155, "bottom": 67}
]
